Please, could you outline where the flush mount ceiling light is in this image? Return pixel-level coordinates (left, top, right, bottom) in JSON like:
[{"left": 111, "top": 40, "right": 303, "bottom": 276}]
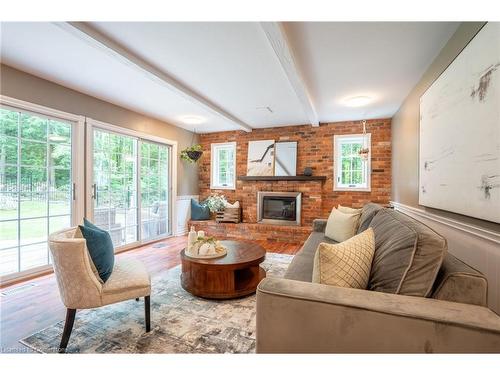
[
  {"left": 179, "top": 115, "right": 206, "bottom": 125},
  {"left": 344, "top": 96, "right": 373, "bottom": 107}
]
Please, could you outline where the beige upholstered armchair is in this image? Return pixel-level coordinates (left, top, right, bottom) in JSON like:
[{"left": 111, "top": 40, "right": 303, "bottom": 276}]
[{"left": 48, "top": 227, "right": 152, "bottom": 353}]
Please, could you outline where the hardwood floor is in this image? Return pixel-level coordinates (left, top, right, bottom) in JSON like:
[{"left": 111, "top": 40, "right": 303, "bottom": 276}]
[{"left": 0, "top": 236, "right": 301, "bottom": 352}]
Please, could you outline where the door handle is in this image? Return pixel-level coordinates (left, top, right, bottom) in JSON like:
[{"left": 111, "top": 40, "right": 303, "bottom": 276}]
[{"left": 91, "top": 184, "right": 97, "bottom": 199}]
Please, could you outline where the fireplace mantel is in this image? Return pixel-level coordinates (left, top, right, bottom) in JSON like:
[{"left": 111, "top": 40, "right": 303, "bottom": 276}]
[{"left": 237, "top": 175, "right": 326, "bottom": 182}]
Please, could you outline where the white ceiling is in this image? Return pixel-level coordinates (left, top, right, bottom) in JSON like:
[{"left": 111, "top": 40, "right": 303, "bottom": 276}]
[{"left": 0, "top": 22, "right": 459, "bottom": 133}]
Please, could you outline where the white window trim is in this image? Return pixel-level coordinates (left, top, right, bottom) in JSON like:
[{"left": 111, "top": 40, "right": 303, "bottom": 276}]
[
  {"left": 333, "top": 133, "right": 371, "bottom": 192},
  {"left": 210, "top": 142, "right": 236, "bottom": 190},
  {"left": 85, "top": 117, "right": 178, "bottom": 249}
]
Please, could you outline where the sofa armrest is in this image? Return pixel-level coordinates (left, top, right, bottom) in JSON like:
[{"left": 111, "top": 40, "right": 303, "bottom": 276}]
[
  {"left": 256, "top": 278, "right": 500, "bottom": 353},
  {"left": 312, "top": 219, "right": 327, "bottom": 233}
]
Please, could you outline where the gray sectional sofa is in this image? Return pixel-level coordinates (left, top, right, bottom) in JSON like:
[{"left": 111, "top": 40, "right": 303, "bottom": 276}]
[{"left": 256, "top": 203, "right": 500, "bottom": 353}]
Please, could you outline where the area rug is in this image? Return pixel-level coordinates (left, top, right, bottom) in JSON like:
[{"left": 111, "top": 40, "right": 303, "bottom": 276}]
[{"left": 20, "top": 253, "right": 293, "bottom": 354}]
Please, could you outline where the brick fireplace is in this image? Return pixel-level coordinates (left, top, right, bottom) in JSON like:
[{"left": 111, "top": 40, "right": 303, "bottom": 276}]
[{"left": 191, "top": 119, "right": 392, "bottom": 243}]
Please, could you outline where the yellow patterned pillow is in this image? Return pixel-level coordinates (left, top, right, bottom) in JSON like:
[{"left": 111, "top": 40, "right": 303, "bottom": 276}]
[{"left": 312, "top": 228, "right": 375, "bottom": 289}]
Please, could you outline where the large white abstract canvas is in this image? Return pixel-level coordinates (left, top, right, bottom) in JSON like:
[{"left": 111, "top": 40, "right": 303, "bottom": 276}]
[{"left": 419, "top": 22, "right": 500, "bottom": 223}]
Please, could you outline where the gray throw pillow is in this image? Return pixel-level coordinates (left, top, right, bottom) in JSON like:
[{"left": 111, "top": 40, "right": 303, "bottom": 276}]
[
  {"left": 368, "top": 209, "right": 447, "bottom": 297},
  {"left": 356, "top": 203, "right": 383, "bottom": 234}
]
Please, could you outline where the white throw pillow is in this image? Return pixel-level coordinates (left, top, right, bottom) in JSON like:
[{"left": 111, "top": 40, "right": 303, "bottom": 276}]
[
  {"left": 337, "top": 205, "right": 362, "bottom": 215},
  {"left": 225, "top": 200, "right": 240, "bottom": 208},
  {"left": 325, "top": 208, "right": 361, "bottom": 242}
]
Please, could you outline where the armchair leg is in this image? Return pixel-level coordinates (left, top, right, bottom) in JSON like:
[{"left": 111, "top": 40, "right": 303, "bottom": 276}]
[
  {"left": 145, "top": 295, "right": 151, "bottom": 332},
  {"left": 59, "top": 308, "right": 76, "bottom": 353},
  {"left": 135, "top": 297, "right": 139, "bottom": 301}
]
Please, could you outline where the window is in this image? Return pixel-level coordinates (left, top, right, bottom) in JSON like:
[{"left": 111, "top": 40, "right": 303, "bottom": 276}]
[
  {"left": 333, "top": 134, "right": 371, "bottom": 191},
  {"left": 211, "top": 142, "right": 236, "bottom": 190}
]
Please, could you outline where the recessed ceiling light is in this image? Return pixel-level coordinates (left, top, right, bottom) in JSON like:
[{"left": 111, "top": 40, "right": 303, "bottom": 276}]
[
  {"left": 344, "top": 96, "right": 373, "bottom": 107},
  {"left": 179, "top": 115, "right": 205, "bottom": 125}
]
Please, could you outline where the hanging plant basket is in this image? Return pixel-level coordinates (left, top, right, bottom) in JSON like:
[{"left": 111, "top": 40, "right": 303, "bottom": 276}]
[
  {"left": 186, "top": 150, "right": 203, "bottom": 161},
  {"left": 181, "top": 144, "right": 203, "bottom": 163}
]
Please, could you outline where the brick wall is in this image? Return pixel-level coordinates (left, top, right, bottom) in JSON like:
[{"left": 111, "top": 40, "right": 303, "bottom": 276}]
[{"left": 198, "top": 119, "right": 391, "bottom": 227}]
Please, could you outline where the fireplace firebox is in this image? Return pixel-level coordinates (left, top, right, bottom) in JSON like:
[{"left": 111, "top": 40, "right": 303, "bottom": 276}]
[{"left": 257, "top": 191, "right": 301, "bottom": 226}]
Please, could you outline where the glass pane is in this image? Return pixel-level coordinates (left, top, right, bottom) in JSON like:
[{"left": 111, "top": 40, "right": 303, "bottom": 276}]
[
  {"left": 158, "top": 220, "right": 168, "bottom": 236},
  {"left": 126, "top": 226, "right": 137, "bottom": 243},
  {"left": 21, "top": 114, "right": 47, "bottom": 141},
  {"left": 115, "top": 208, "right": 126, "bottom": 228},
  {"left": 49, "top": 143, "right": 71, "bottom": 169},
  {"left": 48, "top": 119, "right": 71, "bottom": 145},
  {"left": 0, "top": 220, "right": 17, "bottom": 249},
  {"left": 342, "top": 158, "right": 351, "bottom": 172},
  {"left": 126, "top": 208, "right": 137, "bottom": 225},
  {"left": 0, "top": 193, "right": 18, "bottom": 220},
  {"left": 96, "top": 188, "right": 110, "bottom": 208},
  {"left": 0, "top": 247, "right": 19, "bottom": 276},
  {"left": 341, "top": 143, "right": 350, "bottom": 156},
  {"left": 0, "top": 166, "right": 17, "bottom": 192},
  {"left": 49, "top": 215, "right": 71, "bottom": 235},
  {"left": 149, "top": 143, "right": 159, "bottom": 159},
  {"left": 353, "top": 157, "right": 362, "bottom": 171},
  {"left": 341, "top": 171, "right": 351, "bottom": 185},
  {"left": 352, "top": 171, "right": 363, "bottom": 184},
  {"left": 93, "top": 208, "right": 110, "bottom": 231},
  {"left": 50, "top": 190, "right": 71, "bottom": 216},
  {"left": 51, "top": 168, "right": 71, "bottom": 190},
  {"left": 20, "top": 242, "right": 48, "bottom": 271},
  {"left": 0, "top": 108, "right": 19, "bottom": 137},
  {"left": 93, "top": 130, "right": 109, "bottom": 151},
  {"left": 21, "top": 140, "right": 47, "bottom": 167},
  {"left": 20, "top": 194, "right": 47, "bottom": 218},
  {"left": 20, "top": 217, "right": 48, "bottom": 245},
  {"left": 20, "top": 167, "right": 47, "bottom": 191},
  {"left": 0, "top": 136, "right": 18, "bottom": 165},
  {"left": 141, "top": 142, "right": 150, "bottom": 159}
]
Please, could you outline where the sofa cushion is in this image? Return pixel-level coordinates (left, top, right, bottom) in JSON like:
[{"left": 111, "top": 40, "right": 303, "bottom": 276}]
[
  {"left": 285, "top": 232, "right": 337, "bottom": 282},
  {"left": 368, "top": 209, "right": 447, "bottom": 297},
  {"left": 325, "top": 208, "right": 361, "bottom": 242},
  {"left": 312, "top": 228, "right": 375, "bottom": 289},
  {"left": 357, "top": 203, "right": 383, "bottom": 234}
]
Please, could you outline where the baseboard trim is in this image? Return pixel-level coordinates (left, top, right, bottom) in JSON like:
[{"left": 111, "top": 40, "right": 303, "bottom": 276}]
[{"left": 390, "top": 201, "right": 500, "bottom": 245}]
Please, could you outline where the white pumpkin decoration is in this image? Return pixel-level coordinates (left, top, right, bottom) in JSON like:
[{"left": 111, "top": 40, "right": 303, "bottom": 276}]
[{"left": 199, "top": 242, "right": 216, "bottom": 256}]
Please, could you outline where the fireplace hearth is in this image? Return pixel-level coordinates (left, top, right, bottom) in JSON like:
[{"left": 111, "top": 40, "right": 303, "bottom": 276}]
[{"left": 257, "top": 191, "right": 302, "bottom": 226}]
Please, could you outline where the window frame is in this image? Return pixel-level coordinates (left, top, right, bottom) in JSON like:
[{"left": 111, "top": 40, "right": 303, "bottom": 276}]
[
  {"left": 210, "top": 142, "right": 236, "bottom": 190},
  {"left": 333, "top": 133, "right": 371, "bottom": 192}
]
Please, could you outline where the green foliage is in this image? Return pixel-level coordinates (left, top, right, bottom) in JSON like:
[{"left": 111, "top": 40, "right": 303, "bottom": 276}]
[{"left": 205, "top": 193, "right": 227, "bottom": 213}]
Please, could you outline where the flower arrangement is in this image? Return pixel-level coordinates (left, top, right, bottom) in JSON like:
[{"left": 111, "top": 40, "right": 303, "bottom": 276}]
[
  {"left": 180, "top": 144, "right": 203, "bottom": 163},
  {"left": 205, "top": 193, "right": 227, "bottom": 213}
]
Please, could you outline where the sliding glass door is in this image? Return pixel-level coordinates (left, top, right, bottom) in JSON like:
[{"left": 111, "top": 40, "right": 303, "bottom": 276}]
[
  {"left": 90, "top": 125, "right": 172, "bottom": 248},
  {"left": 0, "top": 107, "right": 75, "bottom": 277},
  {"left": 92, "top": 129, "right": 138, "bottom": 247},
  {"left": 140, "top": 141, "right": 170, "bottom": 241}
]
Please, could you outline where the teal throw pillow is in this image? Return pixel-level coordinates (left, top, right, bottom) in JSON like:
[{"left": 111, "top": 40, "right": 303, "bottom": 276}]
[
  {"left": 191, "top": 199, "right": 210, "bottom": 220},
  {"left": 79, "top": 218, "right": 115, "bottom": 282}
]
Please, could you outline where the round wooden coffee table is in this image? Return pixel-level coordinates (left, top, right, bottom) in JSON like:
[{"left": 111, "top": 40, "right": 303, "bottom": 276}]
[{"left": 180, "top": 240, "right": 266, "bottom": 299}]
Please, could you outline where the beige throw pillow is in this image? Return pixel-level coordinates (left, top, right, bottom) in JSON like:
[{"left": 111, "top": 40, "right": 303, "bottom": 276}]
[
  {"left": 312, "top": 228, "right": 375, "bottom": 289},
  {"left": 325, "top": 208, "right": 361, "bottom": 242},
  {"left": 338, "top": 205, "right": 362, "bottom": 215}
]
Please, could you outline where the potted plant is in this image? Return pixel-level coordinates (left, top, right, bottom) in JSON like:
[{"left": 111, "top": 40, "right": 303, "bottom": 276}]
[
  {"left": 205, "top": 193, "right": 227, "bottom": 213},
  {"left": 180, "top": 144, "right": 203, "bottom": 163}
]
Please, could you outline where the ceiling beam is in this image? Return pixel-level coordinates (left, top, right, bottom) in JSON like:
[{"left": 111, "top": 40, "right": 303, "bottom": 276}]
[
  {"left": 260, "top": 22, "right": 319, "bottom": 127},
  {"left": 54, "top": 22, "right": 253, "bottom": 133}
]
